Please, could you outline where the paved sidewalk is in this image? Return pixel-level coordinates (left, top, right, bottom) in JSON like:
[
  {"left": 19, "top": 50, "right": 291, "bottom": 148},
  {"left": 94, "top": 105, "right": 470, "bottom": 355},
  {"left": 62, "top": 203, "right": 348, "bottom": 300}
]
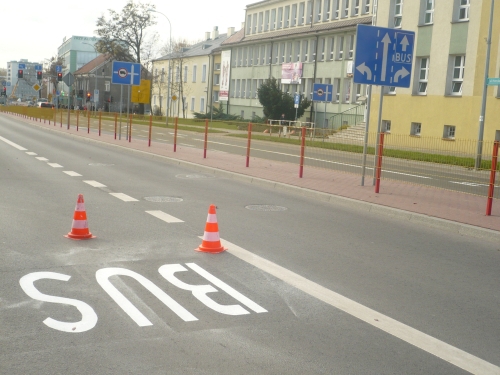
[{"left": 7, "top": 113, "right": 500, "bottom": 238}]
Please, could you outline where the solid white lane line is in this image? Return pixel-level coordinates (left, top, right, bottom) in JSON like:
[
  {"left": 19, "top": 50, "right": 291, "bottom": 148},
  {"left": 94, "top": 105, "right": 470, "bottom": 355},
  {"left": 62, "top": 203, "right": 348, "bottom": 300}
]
[
  {"left": 26, "top": 152, "right": 37, "bottom": 156},
  {"left": 84, "top": 180, "right": 107, "bottom": 188},
  {"left": 109, "top": 193, "right": 138, "bottom": 202},
  {"left": 64, "top": 171, "right": 82, "bottom": 177},
  {"left": 222, "top": 239, "right": 500, "bottom": 375},
  {"left": 179, "top": 143, "right": 195, "bottom": 147},
  {"left": 0, "top": 136, "right": 27, "bottom": 151},
  {"left": 35, "top": 157, "right": 49, "bottom": 161},
  {"left": 47, "top": 163, "right": 63, "bottom": 168},
  {"left": 146, "top": 210, "right": 184, "bottom": 223}
]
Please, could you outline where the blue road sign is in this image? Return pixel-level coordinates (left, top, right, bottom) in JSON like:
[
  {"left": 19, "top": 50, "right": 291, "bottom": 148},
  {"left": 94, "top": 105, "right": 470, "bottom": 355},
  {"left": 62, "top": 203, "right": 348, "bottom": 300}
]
[
  {"left": 487, "top": 77, "right": 500, "bottom": 86},
  {"left": 111, "top": 61, "right": 141, "bottom": 86},
  {"left": 6, "top": 82, "right": 11, "bottom": 86},
  {"left": 1, "top": 81, "right": 6, "bottom": 86},
  {"left": 312, "top": 83, "right": 333, "bottom": 102},
  {"left": 18, "top": 63, "right": 26, "bottom": 70},
  {"left": 56, "top": 65, "right": 62, "bottom": 73},
  {"left": 34, "top": 65, "right": 43, "bottom": 71},
  {"left": 294, "top": 93, "right": 301, "bottom": 107},
  {"left": 354, "top": 24, "right": 415, "bottom": 88}
]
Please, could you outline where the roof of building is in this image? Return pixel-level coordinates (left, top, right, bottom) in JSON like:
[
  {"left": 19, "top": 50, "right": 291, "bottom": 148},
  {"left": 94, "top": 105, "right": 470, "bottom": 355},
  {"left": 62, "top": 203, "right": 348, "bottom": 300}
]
[
  {"left": 155, "top": 32, "right": 230, "bottom": 61},
  {"left": 223, "top": 16, "right": 372, "bottom": 47},
  {"left": 74, "top": 54, "right": 111, "bottom": 75}
]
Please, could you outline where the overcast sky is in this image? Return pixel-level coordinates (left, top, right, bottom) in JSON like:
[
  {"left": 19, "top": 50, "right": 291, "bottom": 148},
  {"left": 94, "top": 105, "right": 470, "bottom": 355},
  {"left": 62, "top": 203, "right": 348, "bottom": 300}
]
[{"left": 1, "top": 0, "right": 250, "bottom": 68}]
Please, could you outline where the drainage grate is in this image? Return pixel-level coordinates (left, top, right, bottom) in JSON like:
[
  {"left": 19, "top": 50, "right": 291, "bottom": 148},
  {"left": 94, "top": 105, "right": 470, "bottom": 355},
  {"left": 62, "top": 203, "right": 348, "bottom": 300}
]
[
  {"left": 245, "top": 205, "right": 287, "bottom": 212},
  {"left": 175, "top": 173, "right": 215, "bottom": 179},
  {"left": 88, "top": 163, "right": 114, "bottom": 167},
  {"left": 144, "top": 196, "right": 183, "bottom": 203}
]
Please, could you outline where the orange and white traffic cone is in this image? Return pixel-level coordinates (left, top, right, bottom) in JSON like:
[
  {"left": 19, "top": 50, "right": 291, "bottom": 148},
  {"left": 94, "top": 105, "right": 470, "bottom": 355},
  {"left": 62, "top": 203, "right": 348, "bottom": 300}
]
[
  {"left": 196, "top": 204, "right": 226, "bottom": 253},
  {"left": 65, "top": 194, "right": 95, "bottom": 240}
]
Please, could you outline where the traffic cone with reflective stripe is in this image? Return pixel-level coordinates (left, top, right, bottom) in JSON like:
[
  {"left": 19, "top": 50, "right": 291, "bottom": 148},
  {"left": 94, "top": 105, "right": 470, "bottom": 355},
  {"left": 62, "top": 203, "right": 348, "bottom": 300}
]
[
  {"left": 65, "top": 194, "right": 95, "bottom": 240},
  {"left": 196, "top": 204, "right": 226, "bottom": 253}
]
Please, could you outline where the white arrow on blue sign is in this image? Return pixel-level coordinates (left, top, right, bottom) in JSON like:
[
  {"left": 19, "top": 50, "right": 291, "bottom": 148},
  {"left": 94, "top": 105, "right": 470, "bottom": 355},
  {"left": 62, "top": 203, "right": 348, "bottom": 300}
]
[
  {"left": 56, "top": 65, "right": 62, "bottom": 73},
  {"left": 18, "top": 63, "right": 26, "bottom": 70},
  {"left": 354, "top": 24, "right": 415, "bottom": 88},
  {"left": 111, "top": 61, "right": 141, "bottom": 86}
]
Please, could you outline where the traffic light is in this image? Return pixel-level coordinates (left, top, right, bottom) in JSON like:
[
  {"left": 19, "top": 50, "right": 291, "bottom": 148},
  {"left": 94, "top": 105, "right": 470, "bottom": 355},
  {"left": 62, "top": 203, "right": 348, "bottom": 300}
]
[
  {"left": 1, "top": 87, "right": 6, "bottom": 96},
  {"left": 37, "top": 71, "right": 42, "bottom": 80},
  {"left": 86, "top": 92, "right": 91, "bottom": 101},
  {"left": 57, "top": 72, "right": 62, "bottom": 82},
  {"left": 18, "top": 69, "right": 23, "bottom": 78}
]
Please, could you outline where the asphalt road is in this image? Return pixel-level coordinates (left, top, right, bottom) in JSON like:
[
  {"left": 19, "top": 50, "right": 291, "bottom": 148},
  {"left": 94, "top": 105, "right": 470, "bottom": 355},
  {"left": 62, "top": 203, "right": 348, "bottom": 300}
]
[{"left": 1, "top": 116, "right": 499, "bottom": 374}]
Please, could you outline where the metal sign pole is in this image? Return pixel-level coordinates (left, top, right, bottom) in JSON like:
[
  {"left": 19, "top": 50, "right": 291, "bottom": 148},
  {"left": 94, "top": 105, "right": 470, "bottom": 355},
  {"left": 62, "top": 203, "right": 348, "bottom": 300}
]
[
  {"left": 67, "top": 82, "right": 71, "bottom": 129},
  {"left": 119, "top": 85, "right": 123, "bottom": 140},
  {"left": 372, "top": 87, "right": 384, "bottom": 185},
  {"left": 361, "top": 85, "right": 372, "bottom": 186}
]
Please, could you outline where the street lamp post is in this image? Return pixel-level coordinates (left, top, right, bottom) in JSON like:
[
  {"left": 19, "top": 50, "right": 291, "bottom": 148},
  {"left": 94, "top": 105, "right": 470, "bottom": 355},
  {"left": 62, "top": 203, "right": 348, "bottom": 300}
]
[{"left": 148, "top": 8, "right": 172, "bottom": 127}]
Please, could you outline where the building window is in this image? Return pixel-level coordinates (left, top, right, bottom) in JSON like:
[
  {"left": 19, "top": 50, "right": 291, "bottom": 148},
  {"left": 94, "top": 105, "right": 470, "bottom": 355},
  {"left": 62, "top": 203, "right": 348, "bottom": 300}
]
[
  {"left": 230, "top": 79, "right": 235, "bottom": 97},
  {"left": 191, "top": 97, "right": 195, "bottom": 111},
  {"left": 334, "top": 78, "right": 341, "bottom": 102},
  {"left": 353, "top": 0, "right": 360, "bottom": 16},
  {"left": 200, "top": 97, "right": 205, "bottom": 112},
  {"left": 291, "top": 4, "right": 298, "bottom": 26},
  {"left": 337, "top": 36, "right": 344, "bottom": 60},
  {"left": 347, "top": 35, "right": 354, "bottom": 59},
  {"left": 184, "top": 66, "right": 188, "bottom": 83},
  {"left": 264, "top": 10, "right": 270, "bottom": 31},
  {"left": 411, "top": 122, "right": 421, "bottom": 136},
  {"left": 354, "top": 83, "right": 362, "bottom": 102},
  {"left": 443, "top": 125, "right": 456, "bottom": 139},
  {"left": 241, "top": 110, "right": 245, "bottom": 119},
  {"left": 277, "top": 8, "right": 283, "bottom": 29},
  {"left": 394, "top": 0, "right": 403, "bottom": 28},
  {"left": 382, "top": 120, "right": 391, "bottom": 133},
  {"left": 323, "top": 0, "right": 331, "bottom": 21},
  {"left": 215, "top": 63, "right": 221, "bottom": 70},
  {"left": 306, "top": 0, "right": 313, "bottom": 24},
  {"left": 241, "top": 80, "right": 246, "bottom": 98},
  {"left": 343, "top": 78, "right": 352, "bottom": 103},
  {"left": 451, "top": 55, "right": 465, "bottom": 95},
  {"left": 417, "top": 57, "right": 429, "bottom": 95},
  {"left": 214, "top": 74, "right": 220, "bottom": 85},
  {"left": 423, "top": 0, "right": 434, "bottom": 24},
  {"left": 273, "top": 43, "right": 279, "bottom": 64},
  {"left": 284, "top": 6, "right": 290, "bottom": 27},
  {"left": 295, "top": 41, "right": 301, "bottom": 62},
  {"left": 458, "top": 0, "right": 470, "bottom": 21},
  {"left": 302, "top": 40, "right": 309, "bottom": 61},
  {"left": 280, "top": 42, "right": 286, "bottom": 63},
  {"left": 235, "top": 79, "right": 240, "bottom": 97},
  {"left": 214, "top": 91, "right": 219, "bottom": 102},
  {"left": 105, "top": 81, "right": 110, "bottom": 92},
  {"left": 310, "top": 39, "right": 316, "bottom": 62},
  {"left": 261, "top": 45, "right": 266, "bottom": 65},
  {"left": 271, "top": 9, "right": 276, "bottom": 30},
  {"left": 192, "top": 65, "right": 197, "bottom": 82},
  {"left": 343, "top": 0, "right": 349, "bottom": 17},
  {"left": 246, "top": 15, "right": 252, "bottom": 34},
  {"left": 334, "top": 0, "right": 340, "bottom": 19},
  {"left": 253, "top": 13, "right": 258, "bottom": 33},
  {"left": 287, "top": 42, "right": 293, "bottom": 62},
  {"left": 243, "top": 47, "right": 248, "bottom": 66},
  {"left": 328, "top": 37, "right": 335, "bottom": 60},
  {"left": 314, "top": 0, "right": 322, "bottom": 22},
  {"left": 363, "top": 0, "right": 371, "bottom": 14},
  {"left": 319, "top": 38, "right": 325, "bottom": 61},
  {"left": 258, "top": 12, "right": 264, "bottom": 32},
  {"left": 202, "top": 64, "right": 207, "bottom": 83},
  {"left": 387, "top": 86, "right": 396, "bottom": 95},
  {"left": 299, "top": 2, "right": 305, "bottom": 25}
]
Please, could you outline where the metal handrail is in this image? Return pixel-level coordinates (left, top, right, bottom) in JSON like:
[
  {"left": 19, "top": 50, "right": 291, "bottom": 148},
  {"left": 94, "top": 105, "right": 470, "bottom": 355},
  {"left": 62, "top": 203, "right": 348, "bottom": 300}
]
[{"left": 329, "top": 103, "right": 365, "bottom": 131}]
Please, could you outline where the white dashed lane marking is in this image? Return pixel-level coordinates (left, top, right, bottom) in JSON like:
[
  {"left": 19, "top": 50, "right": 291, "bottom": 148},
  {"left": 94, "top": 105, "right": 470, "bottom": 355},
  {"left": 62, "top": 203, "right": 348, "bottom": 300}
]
[
  {"left": 146, "top": 210, "right": 184, "bottom": 223},
  {"left": 84, "top": 180, "right": 107, "bottom": 188},
  {"left": 64, "top": 171, "right": 82, "bottom": 177},
  {"left": 0, "top": 135, "right": 27, "bottom": 150},
  {"left": 47, "top": 163, "right": 63, "bottom": 168},
  {"left": 35, "top": 157, "right": 49, "bottom": 161},
  {"left": 26, "top": 152, "right": 37, "bottom": 156},
  {"left": 110, "top": 193, "right": 138, "bottom": 202}
]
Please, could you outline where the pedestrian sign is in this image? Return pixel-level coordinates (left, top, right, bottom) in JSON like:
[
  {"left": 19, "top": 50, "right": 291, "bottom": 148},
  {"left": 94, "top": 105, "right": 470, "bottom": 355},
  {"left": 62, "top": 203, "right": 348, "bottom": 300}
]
[{"left": 354, "top": 24, "right": 415, "bottom": 88}]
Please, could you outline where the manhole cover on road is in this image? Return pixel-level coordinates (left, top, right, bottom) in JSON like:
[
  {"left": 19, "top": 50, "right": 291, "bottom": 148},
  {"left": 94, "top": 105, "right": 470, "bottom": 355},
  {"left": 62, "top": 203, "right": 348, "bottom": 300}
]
[
  {"left": 175, "top": 174, "right": 215, "bottom": 179},
  {"left": 144, "top": 196, "right": 183, "bottom": 203},
  {"left": 88, "top": 163, "right": 114, "bottom": 166},
  {"left": 245, "top": 205, "right": 287, "bottom": 212}
]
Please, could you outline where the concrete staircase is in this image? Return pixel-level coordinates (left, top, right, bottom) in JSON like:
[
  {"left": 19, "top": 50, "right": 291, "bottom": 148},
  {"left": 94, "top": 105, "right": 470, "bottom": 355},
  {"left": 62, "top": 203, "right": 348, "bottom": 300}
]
[{"left": 329, "top": 123, "right": 366, "bottom": 142}]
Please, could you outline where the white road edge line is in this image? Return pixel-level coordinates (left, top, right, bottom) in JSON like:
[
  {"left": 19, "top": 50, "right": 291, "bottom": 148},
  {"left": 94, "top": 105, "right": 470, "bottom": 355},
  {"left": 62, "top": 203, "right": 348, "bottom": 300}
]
[
  {"left": 221, "top": 238, "right": 500, "bottom": 375},
  {"left": 110, "top": 193, "right": 139, "bottom": 202},
  {"left": 63, "top": 171, "right": 82, "bottom": 177},
  {"left": 84, "top": 180, "right": 107, "bottom": 188},
  {"left": 0, "top": 136, "right": 27, "bottom": 150},
  {"left": 146, "top": 210, "right": 184, "bottom": 223}
]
